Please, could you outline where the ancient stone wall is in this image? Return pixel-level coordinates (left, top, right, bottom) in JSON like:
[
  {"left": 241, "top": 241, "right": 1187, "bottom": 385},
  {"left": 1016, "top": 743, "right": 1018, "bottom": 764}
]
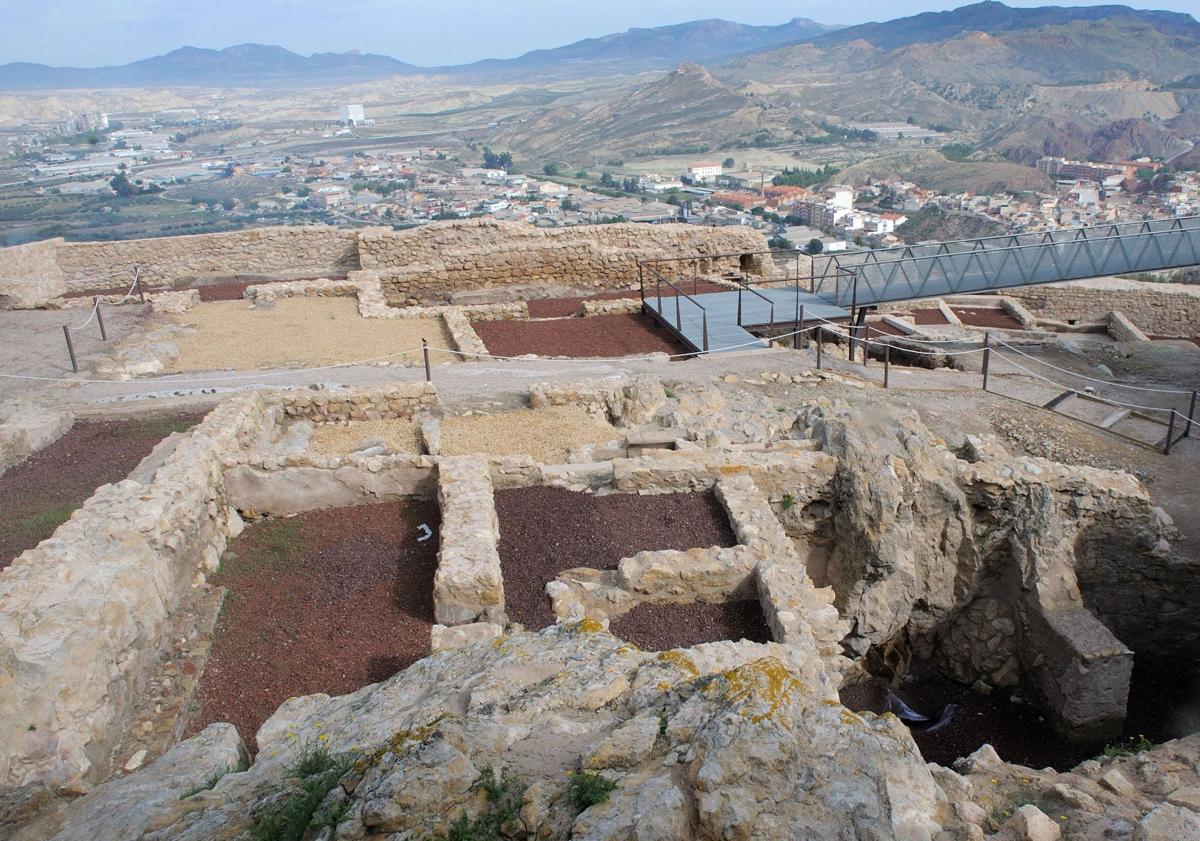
[
  {"left": 0, "top": 394, "right": 275, "bottom": 791},
  {"left": 358, "top": 219, "right": 767, "bottom": 304},
  {"left": 277, "top": 383, "right": 438, "bottom": 423},
  {"left": 0, "top": 238, "right": 66, "bottom": 308},
  {"left": 1007, "top": 278, "right": 1200, "bottom": 337},
  {"left": 57, "top": 226, "right": 361, "bottom": 291}
]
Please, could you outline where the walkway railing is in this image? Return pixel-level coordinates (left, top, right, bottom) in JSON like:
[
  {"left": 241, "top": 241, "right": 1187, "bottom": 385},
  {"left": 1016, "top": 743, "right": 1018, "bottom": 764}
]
[{"left": 640, "top": 264, "right": 710, "bottom": 352}]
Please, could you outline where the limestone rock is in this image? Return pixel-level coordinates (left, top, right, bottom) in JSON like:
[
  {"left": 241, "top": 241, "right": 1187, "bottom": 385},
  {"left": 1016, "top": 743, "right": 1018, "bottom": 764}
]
[
  {"left": 1006, "top": 804, "right": 1061, "bottom": 841},
  {"left": 1134, "top": 804, "right": 1200, "bottom": 840}
]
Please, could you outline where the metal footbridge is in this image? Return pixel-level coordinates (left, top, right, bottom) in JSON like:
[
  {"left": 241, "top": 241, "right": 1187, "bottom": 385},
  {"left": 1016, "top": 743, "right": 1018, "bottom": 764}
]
[{"left": 640, "top": 214, "right": 1200, "bottom": 353}]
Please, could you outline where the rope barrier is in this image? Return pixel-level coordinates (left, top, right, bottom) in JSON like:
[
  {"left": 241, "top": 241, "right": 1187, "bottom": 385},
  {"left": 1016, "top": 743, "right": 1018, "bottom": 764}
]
[
  {"left": 988, "top": 352, "right": 1183, "bottom": 415},
  {"left": 72, "top": 300, "right": 100, "bottom": 330},
  {"left": 0, "top": 348, "right": 425, "bottom": 385},
  {"left": 993, "top": 340, "right": 1194, "bottom": 395}
]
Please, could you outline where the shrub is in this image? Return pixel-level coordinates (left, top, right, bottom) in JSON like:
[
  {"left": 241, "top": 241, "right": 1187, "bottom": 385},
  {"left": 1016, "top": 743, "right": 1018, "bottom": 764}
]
[
  {"left": 435, "top": 767, "right": 523, "bottom": 841},
  {"left": 249, "top": 743, "right": 355, "bottom": 841},
  {"left": 570, "top": 772, "right": 617, "bottom": 812},
  {"left": 1102, "top": 734, "right": 1154, "bottom": 757},
  {"left": 780, "top": 494, "right": 797, "bottom": 511}
]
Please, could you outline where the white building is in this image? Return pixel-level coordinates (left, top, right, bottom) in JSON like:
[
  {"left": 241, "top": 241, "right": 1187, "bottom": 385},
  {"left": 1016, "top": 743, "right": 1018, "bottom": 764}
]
[
  {"left": 341, "top": 104, "right": 366, "bottom": 126},
  {"left": 686, "top": 162, "right": 723, "bottom": 184}
]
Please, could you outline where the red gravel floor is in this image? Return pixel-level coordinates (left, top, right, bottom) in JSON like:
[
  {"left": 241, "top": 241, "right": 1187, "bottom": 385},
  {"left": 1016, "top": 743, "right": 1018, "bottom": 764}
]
[
  {"left": 0, "top": 414, "right": 204, "bottom": 569},
  {"left": 952, "top": 307, "right": 1024, "bottom": 330},
  {"left": 911, "top": 308, "right": 950, "bottom": 325},
  {"left": 609, "top": 600, "right": 772, "bottom": 650},
  {"left": 472, "top": 313, "right": 693, "bottom": 359},
  {"left": 494, "top": 487, "right": 738, "bottom": 630},
  {"left": 62, "top": 275, "right": 349, "bottom": 303},
  {"left": 527, "top": 282, "right": 730, "bottom": 319},
  {"left": 188, "top": 501, "right": 439, "bottom": 753},
  {"left": 866, "top": 321, "right": 905, "bottom": 337}
]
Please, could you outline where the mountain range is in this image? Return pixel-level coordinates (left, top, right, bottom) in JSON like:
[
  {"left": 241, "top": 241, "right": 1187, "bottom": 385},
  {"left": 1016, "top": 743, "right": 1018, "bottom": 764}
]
[{"left": 0, "top": 18, "right": 837, "bottom": 90}]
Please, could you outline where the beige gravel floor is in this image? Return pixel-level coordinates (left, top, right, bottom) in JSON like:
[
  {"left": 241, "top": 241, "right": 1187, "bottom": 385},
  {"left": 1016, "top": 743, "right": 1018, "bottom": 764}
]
[
  {"left": 438, "top": 405, "right": 619, "bottom": 463},
  {"left": 166, "top": 298, "right": 459, "bottom": 372},
  {"left": 306, "top": 419, "right": 423, "bottom": 456}
]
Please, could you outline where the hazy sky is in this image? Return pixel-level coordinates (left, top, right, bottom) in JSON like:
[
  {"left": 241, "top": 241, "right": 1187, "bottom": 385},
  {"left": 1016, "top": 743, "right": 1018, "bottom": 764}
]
[{"left": 1, "top": 0, "right": 1197, "bottom": 67}]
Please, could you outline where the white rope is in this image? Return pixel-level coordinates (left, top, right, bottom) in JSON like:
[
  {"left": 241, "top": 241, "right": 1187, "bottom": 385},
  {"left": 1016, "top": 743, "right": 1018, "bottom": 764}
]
[
  {"left": 72, "top": 301, "right": 99, "bottom": 330},
  {"left": 0, "top": 348, "right": 425, "bottom": 385},
  {"left": 112, "top": 270, "right": 141, "bottom": 305},
  {"left": 994, "top": 340, "right": 1194, "bottom": 396},
  {"left": 989, "top": 352, "right": 1181, "bottom": 415}
]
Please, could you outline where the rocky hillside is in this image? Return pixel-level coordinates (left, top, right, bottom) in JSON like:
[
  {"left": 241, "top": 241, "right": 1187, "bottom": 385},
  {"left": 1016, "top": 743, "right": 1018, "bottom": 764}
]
[
  {"left": 896, "top": 205, "right": 1008, "bottom": 243},
  {"left": 836, "top": 149, "right": 1053, "bottom": 194}
]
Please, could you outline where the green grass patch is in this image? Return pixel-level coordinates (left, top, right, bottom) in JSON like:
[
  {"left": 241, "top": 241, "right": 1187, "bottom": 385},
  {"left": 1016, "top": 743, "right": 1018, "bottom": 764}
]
[
  {"left": 435, "top": 767, "right": 523, "bottom": 841},
  {"left": 569, "top": 771, "right": 617, "bottom": 812},
  {"left": 1101, "top": 734, "right": 1153, "bottom": 758},
  {"left": 250, "top": 742, "right": 355, "bottom": 841}
]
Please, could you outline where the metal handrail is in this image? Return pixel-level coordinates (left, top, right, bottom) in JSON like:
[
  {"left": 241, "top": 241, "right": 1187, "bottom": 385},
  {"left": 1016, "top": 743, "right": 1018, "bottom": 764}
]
[
  {"left": 733, "top": 278, "right": 774, "bottom": 329},
  {"left": 645, "top": 264, "right": 710, "bottom": 352}
]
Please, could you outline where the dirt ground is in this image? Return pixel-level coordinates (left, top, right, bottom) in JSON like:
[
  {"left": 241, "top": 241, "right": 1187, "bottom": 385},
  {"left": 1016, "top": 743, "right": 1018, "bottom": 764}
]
[
  {"left": 609, "top": 600, "right": 772, "bottom": 650},
  {"left": 167, "top": 297, "right": 460, "bottom": 372},
  {"left": 438, "top": 405, "right": 618, "bottom": 463},
  {"left": 472, "top": 313, "right": 690, "bottom": 359},
  {"left": 306, "top": 419, "right": 422, "bottom": 456},
  {"left": 494, "top": 487, "right": 738, "bottom": 629},
  {"left": 0, "top": 413, "right": 203, "bottom": 569},
  {"left": 188, "top": 500, "right": 439, "bottom": 753}
]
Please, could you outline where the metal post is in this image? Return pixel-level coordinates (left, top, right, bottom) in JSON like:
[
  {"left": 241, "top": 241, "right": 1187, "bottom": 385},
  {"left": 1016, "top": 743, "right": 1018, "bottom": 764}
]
[
  {"left": 795, "top": 305, "right": 805, "bottom": 351},
  {"left": 1164, "top": 410, "right": 1177, "bottom": 456},
  {"left": 638, "top": 264, "right": 645, "bottom": 305},
  {"left": 135, "top": 266, "right": 144, "bottom": 304},
  {"left": 94, "top": 297, "right": 107, "bottom": 341},
  {"left": 884, "top": 343, "right": 891, "bottom": 388},
  {"left": 737, "top": 286, "right": 743, "bottom": 324},
  {"left": 656, "top": 276, "right": 662, "bottom": 314},
  {"left": 860, "top": 325, "right": 867, "bottom": 367},
  {"left": 1185, "top": 391, "right": 1197, "bottom": 439},
  {"left": 422, "top": 338, "right": 431, "bottom": 382},
  {"left": 702, "top": 312, "right": 709, "bottom": 353},
  {"left": 675, "top": 292, "right": 682, "bottom": 331},
  {"left": 982, "top": 333, "right": 991, "bottom": 391},
  {"left": 63, "top": 325, "right": 78, "bottom": 373},
  {"left": 815, "top": 327, "right": 822, "bottom": 370}
]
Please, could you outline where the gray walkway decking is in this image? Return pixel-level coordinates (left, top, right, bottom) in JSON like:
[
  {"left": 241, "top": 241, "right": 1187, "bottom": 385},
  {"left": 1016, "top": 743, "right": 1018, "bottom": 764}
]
[{"left": 644, "top": 287, "right": 849, "bottom": 353}]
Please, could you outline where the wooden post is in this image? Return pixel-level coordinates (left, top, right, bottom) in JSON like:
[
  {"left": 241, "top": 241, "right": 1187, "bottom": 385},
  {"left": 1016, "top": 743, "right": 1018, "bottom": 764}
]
[
  {"left": 63, "top": 325, "right": 78, "bottom": 373},
  {"left": 422, "top": 338, "right": 431, "bottom": 382},
  {"left": 702, "top": 312, "right": 709, "bottom": 353},
  {"left": 815, "top": 327, "right": 822, "bottom": 369},
  {"left": 795, "top": 305, "right": 805, "bottom": 350},
  {"left": 94, "top": 298, "right": 107, "bottom": 341},
  {"left": 982, "top": 333, "right": 991, "bottom": 391},
  {"left": 884, "top": 343, "right": 891, "bottom": 388},
  {"left": 1164, "top": 410, "right": 1177, "bottom": 456},
  {"left": 860, "top": 325, "right": 868, "bottom": 367},
  {"left": 135, "top": 266, "right": 144, "bottom": 304},
  {"left": 1185, "top": 391, "right": 1197, "bottom": 439}
]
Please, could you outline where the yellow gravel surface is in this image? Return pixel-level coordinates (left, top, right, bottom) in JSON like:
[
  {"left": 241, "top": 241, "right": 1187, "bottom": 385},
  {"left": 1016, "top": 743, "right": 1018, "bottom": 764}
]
[
  {"left": 306, "top": 419, "right": 423, "bottom": 456},
  {"left": 167, "top": 298, "right": 458, "bottom": 372},
  {"left": 438, "top": 405, "right": 618, "bottom": 464}
]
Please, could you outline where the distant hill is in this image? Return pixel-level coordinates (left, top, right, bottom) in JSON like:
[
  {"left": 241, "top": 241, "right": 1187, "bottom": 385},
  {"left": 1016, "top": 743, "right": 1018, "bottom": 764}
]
[
  {"left": 807, "top": 0, "right": 1200, "bottom": 51},
  {"left": 448, "top": 18, "right": 839, "bottom": 76},
  {"left": 0, "top": 18, "right": 839, "bottom": 90},
  {"left": 0, "top": 44, "right": 419, "bottom": 89}
]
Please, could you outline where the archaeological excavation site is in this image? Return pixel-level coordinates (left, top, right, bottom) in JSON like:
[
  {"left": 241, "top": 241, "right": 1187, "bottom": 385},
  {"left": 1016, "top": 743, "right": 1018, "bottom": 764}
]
[{"left": 1, "top": 218, "right": 1200, "bottom": 841}]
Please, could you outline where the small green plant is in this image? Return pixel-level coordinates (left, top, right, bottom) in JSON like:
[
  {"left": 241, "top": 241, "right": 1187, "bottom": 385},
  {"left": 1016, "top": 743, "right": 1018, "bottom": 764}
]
[
  {"left": 180, "top": 765, "right": 233, "bottom": 799},
  {"left": 780, "top": 494, "right": 797, "bottom": 511},
  {"left": 26, "top": 724, "right": 36, "bottom": 732},
  {"left": 663, "top": 385, "right": 677, "bottom": 399},
  {"left": 1102, "top": 734, "right": 1154, "bottom": 758},
  {"left": 569, "top": 771, "right": 617, "bottom": 812},
  {"left": 434, "top": 767, "right": 523, "bottom": 841},
  {"left": 249, "top": 743, "right": 355, "bottom": 841},
  {"left": 657, "top": 707, "right": 668, "bottom": 736}
]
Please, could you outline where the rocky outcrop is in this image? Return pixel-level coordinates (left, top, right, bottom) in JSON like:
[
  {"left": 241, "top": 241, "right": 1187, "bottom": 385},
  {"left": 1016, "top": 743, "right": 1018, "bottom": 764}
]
[
  {"left": 0, "top": 404, "right": 74, "bottom": 474},
  {"left": 13, "top": 626, "right": 950, "bottom": 841},
  {"left": 799, "top": 404, "right": 1171, "bottom": 740}
]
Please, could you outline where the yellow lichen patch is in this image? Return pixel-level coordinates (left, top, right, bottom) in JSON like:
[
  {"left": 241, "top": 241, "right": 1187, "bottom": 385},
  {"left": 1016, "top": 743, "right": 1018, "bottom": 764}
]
[
  {"left": 657, "top": 682, "right": 672, "bottom": 691},
  {"left": 839, "top": 709, "right": 865, "bottom": 727},
  {"left": 717, "top": 657, "right": 802, "bottom": 724},
  {"left": 574, "top": 618, "right": 606, "bottom": 634},
  {"left": 655, "top": 650, "right": 700, "bottom": 676},
  {"left": 615, "top": 643, "right": 640, "bottom": 656},
  {"left": 354, "top": 715, "right": 448, "bottom": 774}
]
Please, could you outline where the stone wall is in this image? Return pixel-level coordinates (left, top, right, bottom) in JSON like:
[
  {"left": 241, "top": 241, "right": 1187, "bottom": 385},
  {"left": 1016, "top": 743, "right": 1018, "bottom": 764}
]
[
  {"left": 358, "top": 219, "right": 767, "bottom": 304},
  {"left": 277, "top": 383, "right": 438, "bottom": 423},
  {"left": 0, "top": 238, "right": 66, "bottom": 308},
  {"left": 1007, "top": 278, "right": 1200, "bottom": 337},
  {"left": 0, "top": 405, "right": 74, "bottom": 475},
  {"left": 0, "top": 394, "right": 275, "bottom": 791},
  {"left": 433, "top": 456, "right": 505, "bottom": 626},
  {"left": 57, "top": 226, "right": 361, "bottom": 291}
]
